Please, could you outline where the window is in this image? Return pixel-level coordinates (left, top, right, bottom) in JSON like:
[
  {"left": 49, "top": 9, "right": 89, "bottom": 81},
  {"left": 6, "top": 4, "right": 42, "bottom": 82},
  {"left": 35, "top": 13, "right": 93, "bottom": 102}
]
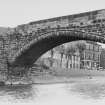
[
  {"left": 94, "top": 46, "right": 98, "bottom": 51},
  {"left": 88, "top": 55, "right": 91, "bottom": 60},
  {"left": 73, "top": 63, "right": 75, "bottom": 68},
  {"left": 90, "top": 44, "right": 93, "bottom": 50},
  {"left": 98, "top": 55, "right": 100, "bottom": 61},
  {"left": 70, "top": 64, "right": 72, "bottom": 68},
  {"left": 93, "top": 45, "right": 94, "bottom": 51},
  {"left": 77, "top": 64, "right": 78, "bottom": 68},
  {"left": 86, "top": 44, "right": 89, "bottom": 50}
]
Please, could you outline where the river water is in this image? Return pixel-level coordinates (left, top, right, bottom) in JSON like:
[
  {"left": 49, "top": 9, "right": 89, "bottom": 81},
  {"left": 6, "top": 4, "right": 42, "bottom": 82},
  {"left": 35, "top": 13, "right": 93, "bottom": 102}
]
[{"left": 0, "top": 77, "right": 105, "bottom": 105}]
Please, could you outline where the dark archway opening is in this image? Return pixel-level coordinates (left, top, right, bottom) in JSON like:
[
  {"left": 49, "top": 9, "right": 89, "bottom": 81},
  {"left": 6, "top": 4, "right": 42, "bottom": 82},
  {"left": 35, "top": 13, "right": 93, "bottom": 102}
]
[{"left": 10, "top": 31, "right": 105, "bottom": 68}]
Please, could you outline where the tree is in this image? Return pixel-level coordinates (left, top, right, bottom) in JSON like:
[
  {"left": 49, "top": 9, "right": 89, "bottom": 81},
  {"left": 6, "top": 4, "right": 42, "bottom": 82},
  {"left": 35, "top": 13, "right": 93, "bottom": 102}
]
[
  {"left": 49, "top": 49, "right": 54, "bottom": 67},
  {"left": 65, "top": 46, "right": 76, "bottom": 68},
  {"left": 39, "top": 59, "right": 49, "bottom": 72},
  {"left": 76, "top": 43, "right": 86, "bottom": 58},
  {"left": 58, "top": 45, "right": 65, "bottom": 67},
  {"left": 50, "top": 49, "right": 54, "bottom": 58},
  {"left": 76, "top": 42, "right": 86, "bottom": 68}
]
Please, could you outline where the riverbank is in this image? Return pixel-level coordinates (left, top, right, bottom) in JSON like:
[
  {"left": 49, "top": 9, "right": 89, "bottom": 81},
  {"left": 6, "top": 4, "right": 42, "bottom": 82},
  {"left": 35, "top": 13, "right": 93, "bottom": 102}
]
[
  {"left": 33, "top": 75, "right": 105, "bottom": 85},
  {"left": 32, "top": 67, "right": 105, "bottom": 84},
  {"left": 51, "top": 67, "right": 105, "bottom": 77},
  {"left": 5, "top": 67, "right": 105, "bottom": 85},
  {"left": 4, "top": 75, "right": 105, "bottom": 86}
]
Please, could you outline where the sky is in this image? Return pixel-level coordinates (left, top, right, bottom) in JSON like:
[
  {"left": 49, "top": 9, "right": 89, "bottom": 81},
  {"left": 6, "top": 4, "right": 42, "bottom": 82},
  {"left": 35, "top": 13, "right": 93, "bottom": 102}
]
[
  {"left": 0, "top": 0, "right": 105, "bottom": 27},
  {"left": 0, "top": 0, "right": 105, "bottom": 48}
]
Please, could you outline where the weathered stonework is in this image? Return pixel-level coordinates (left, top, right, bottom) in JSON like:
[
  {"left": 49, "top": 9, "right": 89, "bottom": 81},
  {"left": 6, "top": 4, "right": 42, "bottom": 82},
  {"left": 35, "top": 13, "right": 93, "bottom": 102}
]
[{"left": 1, "top": 9, "right": 105, "bottom": 72}]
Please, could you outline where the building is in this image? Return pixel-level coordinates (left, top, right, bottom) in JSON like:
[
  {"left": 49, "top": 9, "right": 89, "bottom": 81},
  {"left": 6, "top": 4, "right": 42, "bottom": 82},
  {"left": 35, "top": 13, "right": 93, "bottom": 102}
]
[
  {"left": 36, "top": 40, "right": 102, "bottom": 70},
  {"left": 100, "top": 49, "right": 105, "bottom": 69},
  {"left": 40, "top": 42, "right": 80, "bottom": 69},
  {"left": 62, "top": 40, "right": 102, "bottom": 70},
  {"left": 80, "top": 41, "right": 102, "bottom": 70}
]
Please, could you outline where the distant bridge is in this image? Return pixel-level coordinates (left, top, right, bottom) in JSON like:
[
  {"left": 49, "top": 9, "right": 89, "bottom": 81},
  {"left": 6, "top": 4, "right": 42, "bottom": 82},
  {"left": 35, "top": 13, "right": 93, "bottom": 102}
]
[{"left": 1, "top": 9, "right": 105, "bottom": 72}]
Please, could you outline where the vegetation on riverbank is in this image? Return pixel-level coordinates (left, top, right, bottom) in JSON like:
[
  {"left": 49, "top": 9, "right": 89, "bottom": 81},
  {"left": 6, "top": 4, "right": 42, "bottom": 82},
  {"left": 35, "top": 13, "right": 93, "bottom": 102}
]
[{"left": 5, "top": 59, "right": 105, "bottom": 85}]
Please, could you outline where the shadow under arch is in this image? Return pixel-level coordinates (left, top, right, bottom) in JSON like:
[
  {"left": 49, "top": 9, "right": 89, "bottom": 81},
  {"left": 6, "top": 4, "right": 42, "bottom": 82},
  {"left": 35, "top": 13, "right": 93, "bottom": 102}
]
[{"left": 10, "top": 29, "right": 105, "bottom": 68}]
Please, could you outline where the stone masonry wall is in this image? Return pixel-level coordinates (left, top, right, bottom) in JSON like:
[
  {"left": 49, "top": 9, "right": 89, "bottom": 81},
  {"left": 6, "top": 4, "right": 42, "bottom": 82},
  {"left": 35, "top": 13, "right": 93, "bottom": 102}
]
[{"left": 1, "top": 9, "right": 105, "bottom": 72}]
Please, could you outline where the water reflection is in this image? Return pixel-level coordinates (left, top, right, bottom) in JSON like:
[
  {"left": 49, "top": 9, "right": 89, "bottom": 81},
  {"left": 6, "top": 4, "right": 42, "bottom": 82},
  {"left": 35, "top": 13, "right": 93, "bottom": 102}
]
[
  {"left": 0, "top": 84, "right": 37, "bottom": 102},
  {"left": 66, "top": 79, "right": 105, "bottom": 100},
  {"left": 0, "top": 78, "right": 105, "bottom": 103}
]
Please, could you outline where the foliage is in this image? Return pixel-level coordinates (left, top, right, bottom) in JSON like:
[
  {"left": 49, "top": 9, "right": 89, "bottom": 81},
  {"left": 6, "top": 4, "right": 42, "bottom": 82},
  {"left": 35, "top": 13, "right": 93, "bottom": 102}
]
[
  {"left": 76, "top": 42, "right": 86, "bottom": 59},
  {"left": 50, "top": 49, "right": 54, "bottom": 58},
  {"left": 65, "top": 46, "right": 76, "bottom": 68},
  {"left": 76, "top": 43, "right": 86, "bottom": 53},
  {"left": 58, "top": 45, "right": 65, "bottom": 66}
]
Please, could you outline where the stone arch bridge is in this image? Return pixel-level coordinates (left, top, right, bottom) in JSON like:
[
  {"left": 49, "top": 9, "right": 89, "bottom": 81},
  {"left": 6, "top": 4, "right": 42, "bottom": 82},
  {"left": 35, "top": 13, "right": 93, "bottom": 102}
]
[{"left": 1, "top": 9, "right": 105, "bottom": 72}]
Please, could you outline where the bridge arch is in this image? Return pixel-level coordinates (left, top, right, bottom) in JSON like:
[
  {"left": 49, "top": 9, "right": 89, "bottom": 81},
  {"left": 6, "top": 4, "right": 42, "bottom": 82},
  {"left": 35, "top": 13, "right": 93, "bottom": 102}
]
[{"left": 10, "top": 28, "right": 105, "bottom": 68}]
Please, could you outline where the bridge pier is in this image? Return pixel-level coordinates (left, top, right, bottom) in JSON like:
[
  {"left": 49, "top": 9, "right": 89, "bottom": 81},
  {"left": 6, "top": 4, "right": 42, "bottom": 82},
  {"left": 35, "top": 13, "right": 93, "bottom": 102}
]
[
  {"left": 0, "top": 58, "right": 8, "bottom": 81},
  {"left": 0, "top": 9, "right": 105, "bottom": 82},
  {"left": 7, "top": 65, "right": 29, "bottom": 78}
]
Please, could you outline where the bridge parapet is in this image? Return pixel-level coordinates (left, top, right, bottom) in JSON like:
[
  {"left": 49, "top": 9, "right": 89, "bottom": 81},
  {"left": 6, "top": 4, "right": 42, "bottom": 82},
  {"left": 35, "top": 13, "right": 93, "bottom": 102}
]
[
  {"left": 0, "top": 9, "right": 105, "bottom": 75},
  {"left": 5, "top": 9, "right": 105, "bottom": 67},
  {"left": 8, "top": 24, "right": 105, "bottom": 62}
]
